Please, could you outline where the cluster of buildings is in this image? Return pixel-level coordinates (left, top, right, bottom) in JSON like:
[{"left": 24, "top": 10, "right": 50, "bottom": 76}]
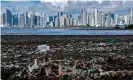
[
  {"left": 1, "top": 8, "right": 133, "bottom": 28},
  {"left": 85, "top": 8, "right": 133, "bottom": 27}
]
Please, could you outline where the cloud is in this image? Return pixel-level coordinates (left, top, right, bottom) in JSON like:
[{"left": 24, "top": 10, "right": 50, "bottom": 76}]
[{"left": 1, "top": 0, "right": 133, "bottom": 16}]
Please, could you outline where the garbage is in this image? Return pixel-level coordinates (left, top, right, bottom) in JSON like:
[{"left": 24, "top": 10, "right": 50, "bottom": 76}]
[
  {"left": 37, "top": 44, "right": 50, "bottom": 52},
  {"left": 1, "top": 38, "right": 133, "bottom": 80}
]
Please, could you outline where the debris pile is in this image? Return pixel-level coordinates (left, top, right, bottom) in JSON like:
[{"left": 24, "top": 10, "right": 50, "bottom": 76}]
[
  {"left": 10, "top": 55, "right": 133, "bottom": 80},
  {"left": 1, "top": 39, "right": 133, "bottom": 80}
]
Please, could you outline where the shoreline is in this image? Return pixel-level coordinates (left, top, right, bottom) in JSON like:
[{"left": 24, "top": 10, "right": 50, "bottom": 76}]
[
  {"left": 2, "top": 35, "right": 133, "bottom": 44},
  {"left": 1, "top": 27, "right": 130, "bottom": 30}
]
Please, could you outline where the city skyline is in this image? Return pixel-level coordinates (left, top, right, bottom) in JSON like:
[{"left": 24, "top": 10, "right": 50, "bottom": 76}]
[
  {"left": 1, "top": 0, "right": 133, "bottom": 28},
  {"left": 1, "top": 8, "right": 133, "bottom": 28}
]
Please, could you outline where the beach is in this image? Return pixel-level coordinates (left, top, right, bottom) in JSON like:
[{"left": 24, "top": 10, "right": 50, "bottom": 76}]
[{"left": 1, "top": 35, "right": 133, "bottom": 80}]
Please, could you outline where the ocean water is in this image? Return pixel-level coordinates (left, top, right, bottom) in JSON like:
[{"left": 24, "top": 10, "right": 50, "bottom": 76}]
[{"left": 1, "top": 28, "right": 133, "bottom": 35}]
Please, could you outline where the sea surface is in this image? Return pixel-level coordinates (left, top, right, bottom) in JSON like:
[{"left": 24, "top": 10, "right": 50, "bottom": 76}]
[{"left": 1, "top": 28, "right": 133, "bottom": 35}]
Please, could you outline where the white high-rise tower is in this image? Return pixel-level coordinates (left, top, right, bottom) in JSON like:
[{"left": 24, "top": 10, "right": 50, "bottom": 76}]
[
  {"left": 95, "top": 9, "right": 98, "bottom": 26},
  {"left": 124, "top": 15, "right": 130, "bottom": 25},
  {"left": 130, "top": 10, "right": 133, "bottom": 24},
  {"left": 80, "top": 8, "right": 87, "bottom": 26},
  {"left": 90, "top": 12, "right": 95, "bottom": 26}
]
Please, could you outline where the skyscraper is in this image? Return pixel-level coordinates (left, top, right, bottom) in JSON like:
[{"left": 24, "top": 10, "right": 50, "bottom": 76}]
[
  {"left": 70, "top": 18, "right": 73, "bottom": 26},
  {"left": 13, "top": 14, "right": 18, "bottom": 26},
  {"left": 111, "top": 14, "right": 115, "bottom": 26},
  {"left": 87, "top": 14, "right": 89, "bottom": 25},
  {"left": 124, "top": 15, "right": 130, "bottom": 25},
  {"left": 95, "top": 9, "right": 98, "bottom": 26},
  {"left": 131, "top": 10, "right": 133, "bottom": 18},
  {"left": 5, "top": 9, "right": 12, "bottom": 27},
  {"left": 37, "top": 16, "right": 40, "bottom": 27},
  {"left": 80, "top": 8, "right": 87, "bottom": 26},
  {"left": 40, "top": 17, "right": 43, "bottom": 27},
  {"left": 53, "top": 16, "right": 57, "bottom": 26},
  {"left": 90, "top": 12, "right": 95, "bottom": 26},
  {"left": 119, "top": 16, "right": 125, "bottom": 26},
  {"left": 77, "top": 15, "right": 81, "bottom": 26},
  {"left": 105, "top": 12, "right": 112, "bottom": 27},
  {"left": 1, "top": 13, "right": 6, "bottom": 27},
  {"left": 59, "top": 16, "right": 65, "bottom": 27},
  {"left": 130, "top": 10, "right": 133, "bottom": 24},
  {"left": 49, "top": 16, "right": 53, "bottom": 23},
  {"left": 29, "top": 13, "right": 34, "bottom": 27},
  {"left": 58, "top": 12, "right": 63, "bottom": 17},
  {"left": 24, "top": 12, "right": 29, "bottom": 26},
  {"left": 49, "top": 21, "right": 54, "bottom": 27},
  {"left": 43, "top": 14, "right": 46, "bottom": 27},
  {"left": 98, "top": 11, "right": 103, "bottom": 26},
  {"left": 73, "top": 18, "right": 78, "bottom": 26},
  {"left": 55, "top": 17, "right": 59, "bottom": 27},
  {"left": 101, "top": 13, "right": 105, "bottom": 26},
  {"left": 18, "top": 14, "right": 25, "bottom": 27},
  {"left": 66, "top": 14, "right": 70, "bottom": 26},
  {"left": 115, "top": 15, "right": 120, "bottom": 25},
  {"left": 34, "top": 15, "right": 37, "bottom": 26}
]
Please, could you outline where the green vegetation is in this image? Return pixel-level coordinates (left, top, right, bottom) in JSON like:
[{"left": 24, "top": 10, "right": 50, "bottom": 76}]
[{"left": 125, "top": 24, "right": 133, "bottom": 29}]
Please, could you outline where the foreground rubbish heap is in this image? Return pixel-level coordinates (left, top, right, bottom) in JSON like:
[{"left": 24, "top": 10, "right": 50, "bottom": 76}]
[
  {"left": 1, "top": 38, "right": 133, "bottom": 80},
  {"left": 9, "top": 55, "right": 133, "bottom": 80}
]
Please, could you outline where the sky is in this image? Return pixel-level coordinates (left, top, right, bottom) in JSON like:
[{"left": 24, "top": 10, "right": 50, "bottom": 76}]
[{"left": 1, "top": 0, "right": 133, "bottom": 17}]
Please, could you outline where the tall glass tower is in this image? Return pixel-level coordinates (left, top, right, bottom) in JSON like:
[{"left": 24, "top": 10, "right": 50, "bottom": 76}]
[{"left": 6, "top": 9, "right": 12, "bottom": 26}]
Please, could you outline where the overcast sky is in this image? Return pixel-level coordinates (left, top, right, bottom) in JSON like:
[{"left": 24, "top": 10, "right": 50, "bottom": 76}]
[{"left": 1, "top": 0, "right": 133, "bottom": 17}]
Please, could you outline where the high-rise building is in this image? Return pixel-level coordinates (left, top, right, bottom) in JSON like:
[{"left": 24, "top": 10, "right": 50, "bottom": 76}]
[
  {"left": 18, "top": 14, "right": 25, "bottom": 27},
  {"left": 101, "top": 13, "right": 106, "bottom": 26},
  {"left": 58, "top": 12, "right": 63, "bottom": 17},
  {"left": 105, "top": 12, "right": 112, "bottom": 27},
  {"left": 55, "top": 17, "right": 59, "bottom": 27},
  {"left": 70, "top": 18, "right": 73, "bottom": 26},
  {"left": 90, "top": 12, "right": 95, "bottom": 26},
  {"left": 77, "top": 15, "right": 80, "bottom": 21},
  {"left": 49, "top": 21, "right": 54, "bottom": 27},
  {"left": 40, "top": 17, "right": 43, "bottom": 27},
  {"left": 115, "top": 15, "right": 120, "bottom": 25},
  {"left": 73, "top": 18, "right": 78, "bottom": 26},
  {"left": 64, "top": 17, "right": 66, "bottom": 26},
  {"left": 130, "top": 10, "right": 133, "bottom": 24},
  {"left": 13, "top": 14, "right": 18, "bottom": 26},
  {"left": 98, "top": 11, "right": 103, "bottom": 26},
  {"left": 87, "top": 14, "right": 89, "bottom": 25},
  {"left": 66, "top": 14, "right": 70, "bottom": 26},
  {"left": 118, "top": 16, "right": 125, "bottom": 26},
  {"left": 29, "top": 13, "right": 34, "bottom": 27},
  {"left": 24, "top": 12, "right": 29, "bottom": 26},
  {"left": 33, "top": 15, "right": 37, "bottom": 26},
  {"left": 5, "top": 9, "right": 12, "bottom": 27},
  {"left": 43, "top": 14, "right": 46, "bottom": 27},
  {"left": 131, "top": 10, "right": 133, "bottom": 18},
  {"left": 49, "top": 16, "right": 53, "bottom": 23},
  {"left": 53, "top": 16, "right": 57, "bottom": 26},
  {"left": 37, "top": 16, "right": 40, "bottom": 27},
  {"left": 111, "top": 14, "right": 115, "bottom": 26},
  {"left": 94, "top": 9, "right": 98, "bottom": 26},
  {"left": 77, "top": 15, "right": 81, "bottom": 26},
  {"left": 80, "top": 9, "right": 83, "bottom": 25},
  {"left": 80, "top": 8, "right": 87, "bottom": 26},
  {"left": 59, "top": 16, "right": 65, "bottom": 27},
  {"left": 124, "top": 15, "right": 130, "bottom": 25},
  {"left": 1, "top": 13, "right": 6, "bottom": 27}
]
